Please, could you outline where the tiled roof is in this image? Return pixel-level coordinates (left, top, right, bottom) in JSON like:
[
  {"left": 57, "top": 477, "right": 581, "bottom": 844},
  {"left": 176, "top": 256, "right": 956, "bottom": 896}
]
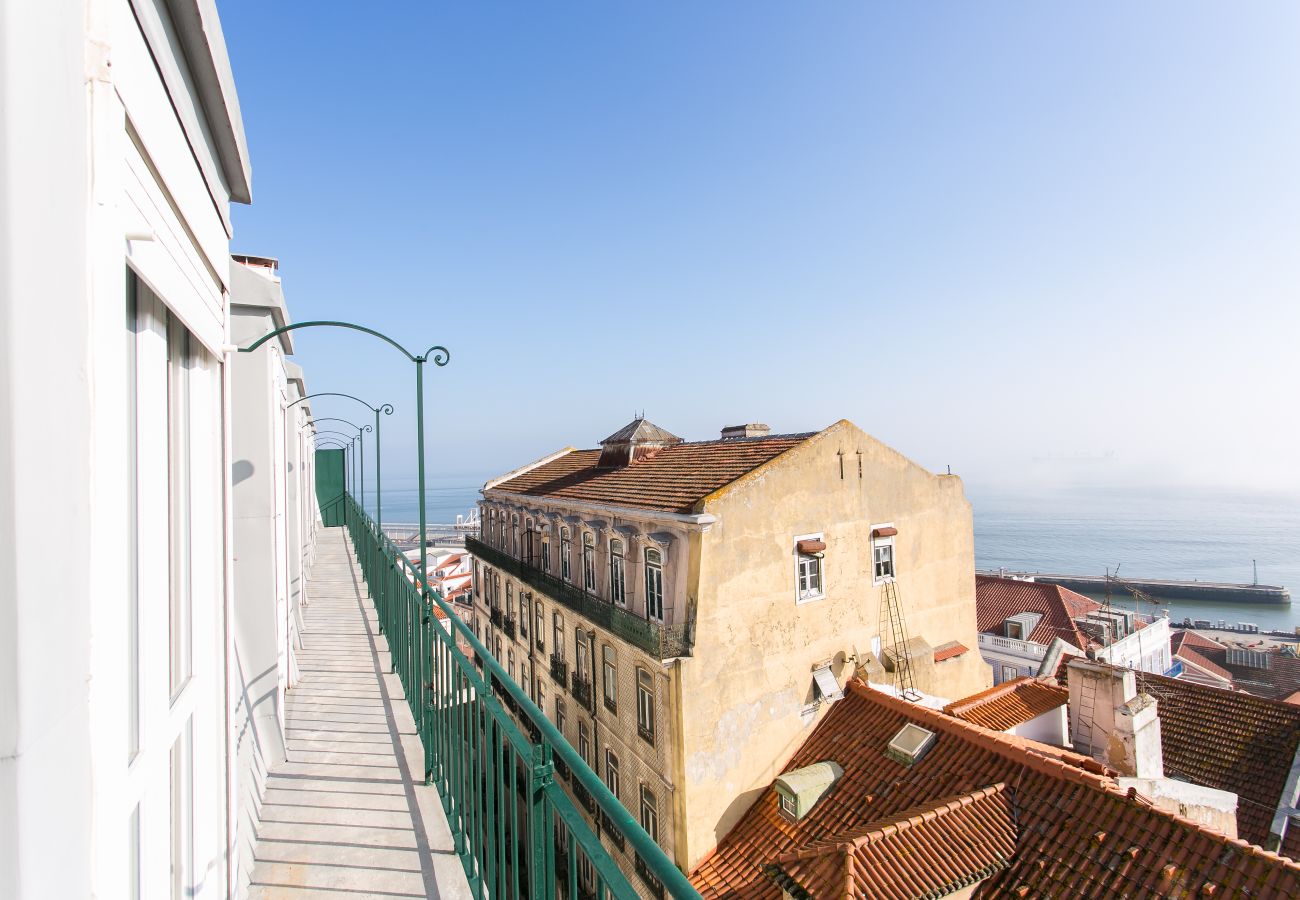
[
  {"left": 485, "top": 434, "right": 814, "bottom": 514},
  {"left": 1131, "top": 669, "right": 1300, "bottom": 847},
  {"left": 765, "top": 784, "right": 1017, "bottom": 899},
  {"left": 943, "top": 677, "right": 1068, "bottom": 732},
  {"left": 975, "top": 575, "right": 1101, "bottom": 650},
  {"left": 690, "top": 680, "right": 1300, "bottom": 899},
  {"left": 933, "top": 641, "right": 970, "bottom": 662},
  {"left": 1223, "top": 649, "right": 1300, "bottom": 703}
]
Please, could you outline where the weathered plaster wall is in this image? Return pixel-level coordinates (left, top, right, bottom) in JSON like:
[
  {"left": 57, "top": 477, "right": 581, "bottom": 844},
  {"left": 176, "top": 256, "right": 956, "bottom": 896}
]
[{"left": 677, "top": 420, "right": 990, "bottom": 867}]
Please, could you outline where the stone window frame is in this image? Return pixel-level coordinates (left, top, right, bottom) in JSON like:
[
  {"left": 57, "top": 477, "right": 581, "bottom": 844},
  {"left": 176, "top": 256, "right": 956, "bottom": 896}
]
[
  {"left": 582, "top": 532, "right": 597, "bottom": 594},
  {"left": 635, "top": 667, "right": 655, "bottom": 745},
  {"left": 794, "top": 531, "right": 826, "bottom": 604},
  {"left": 608, "top": 539, "right": 627, "bottom": 607},
  {"left": 560, "top": 527, "right": 572, "bottom": 582},
  {"left": 601, "top": 644, "right": 618, "bottom": 714},
  {"left": 644, "top": 548, "right": 664, "bottom": 622}
]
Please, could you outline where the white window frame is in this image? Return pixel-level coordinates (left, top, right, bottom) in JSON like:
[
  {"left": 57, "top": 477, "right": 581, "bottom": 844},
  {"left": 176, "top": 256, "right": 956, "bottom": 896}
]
[
  {"left": 794, "top": 531, "right": 825, "bottom": 604},
  {"left": 871, "top": 524, "right": 896, "bottom": 585},
  {"left": 636, "top": 668, "right": 655, "bottom": 742},
  {"left": 582, "top": 532, "right": 596, "bottom": 593},
  {"left": 560, "top": 528, "right": 572, "bottom": 582}
]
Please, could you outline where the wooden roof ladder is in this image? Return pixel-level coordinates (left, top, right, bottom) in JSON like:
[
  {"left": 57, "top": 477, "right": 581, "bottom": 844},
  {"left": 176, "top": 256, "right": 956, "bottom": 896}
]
[{"left": 879, "top": 578, "right": 922, "bottom": 702}]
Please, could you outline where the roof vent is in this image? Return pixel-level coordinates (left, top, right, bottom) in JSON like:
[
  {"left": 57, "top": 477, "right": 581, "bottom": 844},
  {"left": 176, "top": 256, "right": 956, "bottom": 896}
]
[
  {"left": 720, "top": 423, "right": 770, "bottom": 439},
  {"left": 596, "top": 417, "right": 682, "bottom": 469},
  {"left": 773, "top": 761, "right": 843, "bottom": 820},
  {"left": 885, "top": 723, "right": 937, "bottom": 767}
]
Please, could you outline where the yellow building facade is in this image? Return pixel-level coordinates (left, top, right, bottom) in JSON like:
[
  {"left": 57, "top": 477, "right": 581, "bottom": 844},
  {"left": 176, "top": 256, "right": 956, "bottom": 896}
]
[{"left": 469, "top": 417, "right": 990, "bottom": 885}]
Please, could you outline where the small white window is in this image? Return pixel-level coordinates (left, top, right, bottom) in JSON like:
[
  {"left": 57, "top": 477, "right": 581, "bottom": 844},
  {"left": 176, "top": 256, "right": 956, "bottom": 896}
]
[
  {"left": 778, "top": 790, "right": 797, "bottom": 817},
  {"left": 794, "top": 533, "right": 825, "bottom": 603}
]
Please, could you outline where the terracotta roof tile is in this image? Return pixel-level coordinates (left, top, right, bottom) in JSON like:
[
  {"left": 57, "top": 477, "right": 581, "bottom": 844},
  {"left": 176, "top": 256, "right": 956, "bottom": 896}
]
[
  {"left": 1130, "top": 669, "right": 1300, "bottom": 847},
  {"left": 944, "top": 677, "right": 1068, "bottom": 732},
  {"left": 766, "top": 784, "right": 1017, "bottom": 899},
  {"left": 933, "top": 641, "right": 970, "bottom": 663},
  {"left": 976, "top": 575, "right": 1101, "bottom": 651},
  {"left": 485, "top": 434, "right": 814, "bottom": 514},
  {"left": 690, "top": 679, "right": 1300, "bottom": 898}
]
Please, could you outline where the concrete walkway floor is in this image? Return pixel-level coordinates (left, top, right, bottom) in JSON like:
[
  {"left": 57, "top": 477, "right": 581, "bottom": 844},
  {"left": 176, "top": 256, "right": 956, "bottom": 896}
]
[{"left": 249, "top": 528, "right": 471, "bottom": 900}]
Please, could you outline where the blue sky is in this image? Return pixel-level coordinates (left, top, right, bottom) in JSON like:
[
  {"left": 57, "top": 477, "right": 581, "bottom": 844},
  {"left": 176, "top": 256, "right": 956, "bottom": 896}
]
[{"left": 222, "top": 1, "right": 1300, "bottom": 491}]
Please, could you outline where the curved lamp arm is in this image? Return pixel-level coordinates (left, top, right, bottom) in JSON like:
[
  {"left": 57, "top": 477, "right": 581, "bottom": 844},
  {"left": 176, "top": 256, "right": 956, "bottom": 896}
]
[{"left": 288, "top": 391, "right": 395, "bottom": 416}]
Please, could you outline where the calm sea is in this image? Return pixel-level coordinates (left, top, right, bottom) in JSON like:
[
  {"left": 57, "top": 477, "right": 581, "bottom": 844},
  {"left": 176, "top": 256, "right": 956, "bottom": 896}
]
[
  {"left": 969, "top": 484, "right": 1300, "bottom": 632},
  {"left": 363, "top": 477, "right": 1300, "bottom": 632}
]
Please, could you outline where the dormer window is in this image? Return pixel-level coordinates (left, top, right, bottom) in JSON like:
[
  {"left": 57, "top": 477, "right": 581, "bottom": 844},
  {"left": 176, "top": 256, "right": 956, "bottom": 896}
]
[
  {"left": 1005, "top": 620, "right": 1024, "bottom": 640},
  {"left": 774, "top": 761, "right": 843, "bottom": 820}
]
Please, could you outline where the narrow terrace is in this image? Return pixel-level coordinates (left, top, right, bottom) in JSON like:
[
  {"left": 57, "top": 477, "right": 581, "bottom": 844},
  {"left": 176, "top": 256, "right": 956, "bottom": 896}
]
[{"left": 248, "top": 528, "right": 470, "bottom": 899}]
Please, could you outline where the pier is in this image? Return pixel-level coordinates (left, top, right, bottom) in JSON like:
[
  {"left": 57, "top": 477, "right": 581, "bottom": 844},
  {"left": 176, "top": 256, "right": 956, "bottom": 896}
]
[{"left": 979, "top": 570, "right": 1291, "bottom": 605}]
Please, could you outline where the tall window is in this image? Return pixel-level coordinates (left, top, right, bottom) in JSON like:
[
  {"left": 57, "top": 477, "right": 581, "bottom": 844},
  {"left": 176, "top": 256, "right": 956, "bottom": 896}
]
[
  {"left": 508, "top": 648, "right": 515, "bottom": 681},
  {"left": 512, "top": 515, "right": 520, "bottom": 557},
  {"left": 644, "top": 549, "right": 664, "bottom": 622},
  {"left": 541, "top": 531, "right": 550, "bottom": 572},
  {"left": 525, "top": 517, "right": 534, "bottom": 564},
  {"left": 536, "top": 602, "right": 545, "bottom": 651},
  {"left": 127, "top": 281, "right": 141, "bottom": 760},
  {"left": 605, "top": 749, "right": 621, "bottom": 800},
  {"left": 639, "top": 785, "right": 659, "bottom": 843},
  {"left": 506, "top": 582, "right": 514, "bottom": 620},
  {"left": 602, "top": 645, "right": 618, "bottom": 713},
  {"left": 556, "top": 699, "right": 566, "bottom": 734},
  {"left": 168, "top": 315, "right": 194, "bottom": 697},
  {"left": 553, "top": 613, "right": 564, "bottom": 660},
  {"left": 560, "top": 528, "right": 572, "bottom": 582},
  {"left": 520, "top": 595, "right": 530, "bottom": 638},
  {"left": 636, "top": 668, "right": 655, "bottom": 743},
  {"left": 609, "top": 539, "right": 626, "bottom": 606},
  {"left": 578, "top": 721, "right": 591, "bottom": 765},
  {"left": 576, "top": 629, "right": 591, "bottom": 682},
  {"left": 582, "top": 532, "right": 596, "bottom": 592},
  {"left": 536, "top": 677, "right": 544, "bottom": 710},
  {"left": 493, "top": 573, "right": 501, "bottom": 608}
]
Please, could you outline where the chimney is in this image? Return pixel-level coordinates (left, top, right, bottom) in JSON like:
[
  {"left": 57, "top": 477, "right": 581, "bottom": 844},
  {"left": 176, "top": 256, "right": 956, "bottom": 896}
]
[
  {"left": 1066, "top": 659, "right": 1163, "bottom": 779},
  {"left": 720, "top": 423, "right": 771, "bottom": 440}
]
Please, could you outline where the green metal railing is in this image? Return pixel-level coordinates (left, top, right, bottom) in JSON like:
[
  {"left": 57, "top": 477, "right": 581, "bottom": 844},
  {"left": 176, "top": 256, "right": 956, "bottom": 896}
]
[
  {"left": 338, "top": 493, "right": 698, "bottom": 900},
  {"left": 466, "top": 537, "right": 694, "bottom": 659}
]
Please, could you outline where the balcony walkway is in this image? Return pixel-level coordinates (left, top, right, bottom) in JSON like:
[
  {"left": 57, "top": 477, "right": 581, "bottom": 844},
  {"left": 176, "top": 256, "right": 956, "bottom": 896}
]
[{"left": 249, "top": 528, "right": 471, "bottom": 900}]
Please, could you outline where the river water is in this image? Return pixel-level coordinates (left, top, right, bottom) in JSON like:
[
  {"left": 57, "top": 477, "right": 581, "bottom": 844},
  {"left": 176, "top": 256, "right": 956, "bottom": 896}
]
[{"left": 362, "top": 477, "right": 1300, "bottom": 632}]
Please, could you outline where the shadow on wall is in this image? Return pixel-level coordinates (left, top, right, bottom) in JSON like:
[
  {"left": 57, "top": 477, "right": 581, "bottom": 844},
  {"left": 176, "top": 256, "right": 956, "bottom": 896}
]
[
  {"left": 233, "top": 459, "right": 255, "bottom": 486},
  {"left": 715, "top": 785, "right": 765, "bottom": 850}
]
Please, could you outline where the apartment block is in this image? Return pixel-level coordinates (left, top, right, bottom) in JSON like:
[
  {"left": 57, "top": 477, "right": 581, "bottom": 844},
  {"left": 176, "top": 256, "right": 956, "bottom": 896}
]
[{"left": 469, "top": 416, "right": 991, "bottom": 882}]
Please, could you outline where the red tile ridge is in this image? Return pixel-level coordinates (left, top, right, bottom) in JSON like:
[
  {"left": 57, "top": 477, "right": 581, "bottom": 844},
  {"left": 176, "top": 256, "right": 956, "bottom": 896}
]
[{"left": 943, "top": 676, "right": 1061, "bottom": 717}]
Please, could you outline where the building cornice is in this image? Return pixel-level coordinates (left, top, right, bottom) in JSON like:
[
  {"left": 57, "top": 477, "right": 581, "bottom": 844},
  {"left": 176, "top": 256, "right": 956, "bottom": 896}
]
[{"left": 482, "top": 490, "right": 717, "bottom": 531}]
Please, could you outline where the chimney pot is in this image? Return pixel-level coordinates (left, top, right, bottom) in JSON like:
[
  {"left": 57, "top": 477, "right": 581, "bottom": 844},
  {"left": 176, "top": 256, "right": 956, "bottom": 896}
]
[{"left": 721, "top": 423, "right": 771, "bottom": 440}]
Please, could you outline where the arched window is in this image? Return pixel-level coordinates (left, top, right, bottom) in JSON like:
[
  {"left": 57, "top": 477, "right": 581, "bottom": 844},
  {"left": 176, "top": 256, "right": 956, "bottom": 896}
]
[
  {"left": 645, "top": 549, "right": 664, "bottom": 622},
  {"left": 582, "top": 532, "right": 596, "bottom": 593},
  {"left": 609, "top": 539, "right": 626, "bottom": 606},
  {"left": 560, "top": 528, "right": 572, "bottom": 582}
]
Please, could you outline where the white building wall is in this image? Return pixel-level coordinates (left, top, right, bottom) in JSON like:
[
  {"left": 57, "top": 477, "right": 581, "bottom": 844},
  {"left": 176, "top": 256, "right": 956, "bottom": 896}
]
[{"left": 0, "top": 1, "right": 288, "bottom": 898}]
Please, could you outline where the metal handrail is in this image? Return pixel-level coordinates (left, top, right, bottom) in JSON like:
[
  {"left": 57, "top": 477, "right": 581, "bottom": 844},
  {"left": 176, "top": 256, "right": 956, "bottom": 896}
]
[{"left": 338, "top": 492, "right": 698, "bottom": 900}]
